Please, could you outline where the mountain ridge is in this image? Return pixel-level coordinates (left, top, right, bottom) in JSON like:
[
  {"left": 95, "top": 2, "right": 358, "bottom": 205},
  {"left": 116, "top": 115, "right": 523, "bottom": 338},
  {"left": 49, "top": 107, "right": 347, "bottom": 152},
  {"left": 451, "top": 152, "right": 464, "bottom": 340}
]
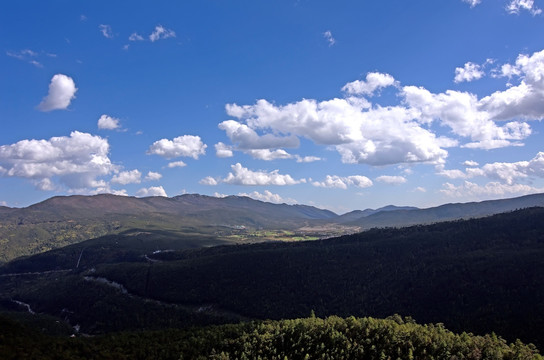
[{"left": 2, "top": 192, "right": 544, "bottom": 262}]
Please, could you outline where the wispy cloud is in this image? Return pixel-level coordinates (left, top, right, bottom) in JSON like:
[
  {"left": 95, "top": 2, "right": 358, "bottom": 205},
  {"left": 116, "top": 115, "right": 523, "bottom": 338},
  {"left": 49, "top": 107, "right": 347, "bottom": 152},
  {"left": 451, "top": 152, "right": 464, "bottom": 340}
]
[
  {"left": 99, "top": 24, "right": 114, "bottom": 38},
  {"left": 323, "top": 30, "right": 335, "bottom": 46},
  {"left": 149, "top": 25, "right": 176, "bottom": 42},
  {"left": 462, "top": 0, "right": 482, "bottom": 8},
  {"left": 129, "top": 32, "right": 144, "bottom": 41},
  {"left": 506, "top": 0, "right": 542, "bottom": 15}
]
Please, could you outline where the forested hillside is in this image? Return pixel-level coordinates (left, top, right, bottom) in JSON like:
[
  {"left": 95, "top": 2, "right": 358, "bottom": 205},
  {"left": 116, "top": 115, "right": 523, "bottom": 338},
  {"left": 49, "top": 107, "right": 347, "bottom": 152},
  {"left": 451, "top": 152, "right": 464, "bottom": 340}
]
[
  {"left": 92, "top": 207, "right": 544, "bottom": 347},
  {"left": 1, "top": 207, "right": 543, "bottom": 349},
  {"left": 1, "top": 314, "right": 541, "bottom": 360}
]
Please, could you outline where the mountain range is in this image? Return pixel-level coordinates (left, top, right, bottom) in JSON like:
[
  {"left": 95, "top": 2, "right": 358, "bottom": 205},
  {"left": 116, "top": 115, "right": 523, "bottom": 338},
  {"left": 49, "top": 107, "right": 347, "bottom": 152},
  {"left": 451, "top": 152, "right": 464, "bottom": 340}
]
[{"left": 2, "top": 192, "right": 544, "bottom": 262}]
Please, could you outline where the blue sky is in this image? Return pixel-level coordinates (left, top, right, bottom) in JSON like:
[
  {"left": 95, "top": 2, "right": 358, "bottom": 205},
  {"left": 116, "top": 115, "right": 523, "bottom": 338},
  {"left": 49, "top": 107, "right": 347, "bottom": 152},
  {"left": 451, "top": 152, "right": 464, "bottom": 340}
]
[{"left": 2, "top": 0, "right": 544, "bottom": 213}]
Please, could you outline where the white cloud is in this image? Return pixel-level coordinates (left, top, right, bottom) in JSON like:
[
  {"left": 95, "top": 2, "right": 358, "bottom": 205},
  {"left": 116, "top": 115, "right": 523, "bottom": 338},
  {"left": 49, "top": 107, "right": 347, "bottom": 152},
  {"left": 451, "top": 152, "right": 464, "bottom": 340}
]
[
  {"left": 129, "top": 32, "right": 144, "bottom": 41},
  {"left": 225, "top": 97, "right": 449, "bottom": 166},
  {"left": 29, "top": 60, "right": 43, "bottom": 68},
  {"left": 136, "top": 186, "right": 167, "bottom": 197},
  {"left": 0, "top": 131, "right": 115, "bottom": 191},
  {"left": 220, "top": 48, "right": 544, "bottom": 167},
  {"left": 403, "top": 85, "right": 531, "bottom": 149},
  {"left": 245, "top": 149, "right": 293, "bottom": 161},
  {"left": 506, "top": 0, "right": 542, "bottom": 15},
  {"left": 462, "top": 0, "right": 481, "bottom": 7},
  {"left": 437, "top": 152, "right": 544, "bottom": 185},
  {"left": 342, "top": 72, "right": 397, "bottom": 96},
  {"left": 213, "top": 163, "right": 304, "bottom": 186},
  {"left": 464, "top": 160, "right": 479, "bottom": 166},
  {"left": 97, "top": 114, "right": 121, "bottom": 130},
  {"left": 99, "top": 24, "right": 113, "bottom": 38},
  {"left": 480, "top": 49, "right": 544, "bottom": 122},
  {"left": 215, "top": 142, "right": 234, "bottom": 158},
  {"left": 375, "top": 175, "right": 407, "bottom": 184},
  {"left": 147, "top": 135, "right": 207, "bottom": 159},
  {"left": 414, "top": 186, "right": 427, "bottom": 193},
  {"left": 111, "top": 170, "right": 142, "bottom": 185},
  {"left": 437, "top": 168, "right": 468, "bottom": 179},
  {"left": 7, "top": 49, "right": 43, "bottom": 67},
  {"left": 38, "top": 74, "right": 77, "bottom": 112},
  {"left": 167, "top": 161, "right": 187, "bottom": 168},
  {"left": 218, "top": 120, "right": 299, "bottom": 149},
  {"left": 200, "top": 176, "right": 218, "bottom": 186},
  {"left": 474, "top": 152, "right": 544, "bottom": 184},
  {"left": 295, "top": 155, "right": 322, "bottom": 163},
  {"left": 145, "top": 171, "right": 162, "bottom": 181},
  {"left": 454, "top": 62, "right": 485, "bottom": 83},
  {"left": 0, "top": 200, "right": 7, "bottom": 207},
  {"left": 441, "top": 180, "right": 544, "bottom": 199},
  {"left": 149, "top": 25, "right": 176, "bottom": 42},
  {"left": 238, "top": 190, "right": 297, "bottom": 204},
  {"left": 36, "top": 178, "right": 57, "bottom": 191},
  {"left": 312, "top": 175, "right": 373, "bottom": 189},
  {"left": 323, "top": 30, "right": 335, "bottom": 46}
]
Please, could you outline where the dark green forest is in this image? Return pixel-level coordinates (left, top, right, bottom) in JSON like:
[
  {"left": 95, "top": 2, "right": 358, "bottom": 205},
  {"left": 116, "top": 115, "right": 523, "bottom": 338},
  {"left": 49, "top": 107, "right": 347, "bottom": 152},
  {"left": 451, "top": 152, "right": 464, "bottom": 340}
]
[
  {"left": 1, "top": 314, "right": 542, "bottom": 360},
  {"left": 1, "top": 207, "right": 543, "bottom": 357}
]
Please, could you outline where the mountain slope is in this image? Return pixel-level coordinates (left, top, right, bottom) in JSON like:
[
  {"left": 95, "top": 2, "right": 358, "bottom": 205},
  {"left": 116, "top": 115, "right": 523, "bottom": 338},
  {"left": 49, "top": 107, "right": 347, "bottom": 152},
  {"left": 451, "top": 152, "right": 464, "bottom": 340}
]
[
  {"left": 344, "top": 192, "right": 544, "bottom": 228},
  {"left": 0, "top": 194, "right": 336, "bottom": 262},
  {"left": 2, "top": 207, "right": 544, "bottom": 347},
  {"left": 88, "top": 207, "right": 544, "bottom": 347}
]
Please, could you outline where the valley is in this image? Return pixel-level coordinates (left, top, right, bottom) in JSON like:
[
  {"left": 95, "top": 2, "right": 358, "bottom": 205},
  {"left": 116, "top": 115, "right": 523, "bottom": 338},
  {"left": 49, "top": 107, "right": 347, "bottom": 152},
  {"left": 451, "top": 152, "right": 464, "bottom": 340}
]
[{"left": 1, "top": 194, "right": 544, "bottom": 358}]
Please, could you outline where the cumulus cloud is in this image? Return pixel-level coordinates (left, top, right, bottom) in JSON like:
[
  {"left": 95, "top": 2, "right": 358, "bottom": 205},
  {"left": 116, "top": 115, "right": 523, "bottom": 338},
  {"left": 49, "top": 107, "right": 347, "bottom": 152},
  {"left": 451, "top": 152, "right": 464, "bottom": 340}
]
[
  {"left": 225, "top": 96, "right": 449, "bottom": 166},
  {"left": 403, "top": 85, "right": 531, "bottom": 149},
  {"left": 97, "top": 114, "right": 121, "bottom": 130},
  {"left": 375, "top": 175, "right": 407, "bottom": 184},
  {"left": 245, "top": 149, "right": 293, "bottom": 161},
  {"left": 199, "top": 176, "right": 218, "bottom": 186},
  {"left": 414, "top": 186, "right": 427, "bottom": 193},
  {"left": 342, "top": 72, "right": 397, "bottom": 96},
  {"left": 219, "top": 120, "right": 299, "bottom": 149},
  {"left": 99, "top": 24, "right": 113, "bottom": 38},
  {"left": 437, "top": 152, "right": 544, "bottom": 186},
  {"left": 506, "top": 0, "right": 542, "bottom": 15},
  {"left": 323, "top": 30, "right": 335, "bottom": 46},
  {"left": 454, "top": 62, "right": 485, "bottom": 83},
  {"left": 145, "top": 171, "right": 162, "bottom": 181},
  {"left": 167, "top": 161, "right": 187, "bottom": 168},
  {"left": 111, "top": 170, "right": 141, "bottom": 185},
  {"left": 480, "top": 49, "right": 544, "bottom": 121},
  {"left": 464, "top": 160, "right": 479, "bottom": 167},
  {"left": 38, "top": 74, "right": 77, "bottom": 112},
  {"left": 223, "top": 163, "right": 303, "bottom": 186},
  {"left": 147, "top": 135, "right": 207, "bottom": 159},
  {"left": 149, "top": 25, "right": 176, "bottom": 42},
  {"left": 136, "top": 186, "right": 167, "bottom": 197},
  {"left": 203, "top": 163, "right": 303, "bottom": 186},
  {"left": 215, "top": 142, "right": 234, "bottom": 158},
  {"left": 238, "top": 190, "right": 296, "bottom": 204},
  {"left": 219, "top": 48, "right": 544, "bottom": 168},
  {"left": 312, "top": 175, "right": 373, "bottom": 189},
  {"left": 441, "top": 181, "right": 544, "bottom": 199},
  {"left": 0, "top": 131, "right": 115, "bottom": 191}
]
